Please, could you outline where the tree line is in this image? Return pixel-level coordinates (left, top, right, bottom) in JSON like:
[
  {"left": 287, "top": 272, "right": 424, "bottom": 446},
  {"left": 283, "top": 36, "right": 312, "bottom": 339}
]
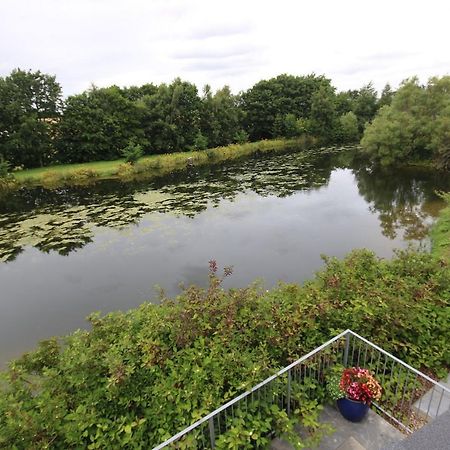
[
  {"left": 361, "top": 76, "right": 450, "bottom": 169},
  {"left": 0, "top": 69, "right": 389, "bottom": 169}
]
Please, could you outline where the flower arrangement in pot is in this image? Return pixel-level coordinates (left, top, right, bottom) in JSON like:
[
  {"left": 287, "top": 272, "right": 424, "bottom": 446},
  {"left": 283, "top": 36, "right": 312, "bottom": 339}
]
[{"left": 327, "top": 367, "right": 382, "bottom": 422}]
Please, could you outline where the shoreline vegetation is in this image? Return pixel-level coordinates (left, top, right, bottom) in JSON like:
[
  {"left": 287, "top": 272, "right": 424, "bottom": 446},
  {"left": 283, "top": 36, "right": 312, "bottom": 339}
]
[
  {"left": 2, "top": 136, "right": 317, "bottom": 190},
  {"left": 431, "top": 192, "right": 450, "bottom": 261}
]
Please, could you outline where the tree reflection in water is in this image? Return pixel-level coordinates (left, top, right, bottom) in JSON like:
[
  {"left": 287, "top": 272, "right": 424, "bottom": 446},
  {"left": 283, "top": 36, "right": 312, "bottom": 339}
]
[{"left": 352, "top": 164, "right": 449, "bottom": 241}]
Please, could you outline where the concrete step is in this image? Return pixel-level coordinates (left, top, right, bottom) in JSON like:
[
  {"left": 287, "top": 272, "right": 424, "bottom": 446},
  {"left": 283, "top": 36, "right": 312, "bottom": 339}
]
[
  {"left": 271, "top": 405, "right": 404, "bottom": 450},
  {"left": 413, "top": 373, "right": 450, "bottom": 419}
]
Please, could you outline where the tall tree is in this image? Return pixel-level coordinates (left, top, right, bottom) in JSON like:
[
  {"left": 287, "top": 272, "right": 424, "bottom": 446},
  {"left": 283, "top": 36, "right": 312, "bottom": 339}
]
[
  {"left": 378, "top": 83, "right": 394, "bottom": 108},
  {"left": 141, "top": 78, "right": 201, "bottom": 153},
  {"left": 338, "top": 111, "right": 359, "bottom": 143},
  {"left": 353, "top": 83, "right": 378, "bottom": 133},
  {"left": 199, "top": 85, "right": 242, "bottom": 147},
  {"left": 57, "top": 86, "right": 146, "bottom": 163},
  {"left": 310, "top": 85, "right": 337, "bottom": 142},
  {"left": 241, "top": 74, "right": 333, "bottom": 140},
  {"left": 0, "top": 69, "right": 62, "bottom": 168}
]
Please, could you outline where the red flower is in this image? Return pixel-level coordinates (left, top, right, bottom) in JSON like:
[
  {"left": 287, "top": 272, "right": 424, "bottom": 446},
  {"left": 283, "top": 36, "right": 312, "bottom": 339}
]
[{"left": 339, "top": 367, "right": 382, "bottom": 404}]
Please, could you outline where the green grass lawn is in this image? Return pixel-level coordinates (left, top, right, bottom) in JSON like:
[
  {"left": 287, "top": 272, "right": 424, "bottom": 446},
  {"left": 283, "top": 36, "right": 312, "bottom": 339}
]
[{"left": 12, "top": 156, "right": 156, "bottom": 181}]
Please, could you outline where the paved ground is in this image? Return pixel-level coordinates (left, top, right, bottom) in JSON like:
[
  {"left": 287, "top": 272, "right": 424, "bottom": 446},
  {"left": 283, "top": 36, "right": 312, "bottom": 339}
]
[
  {"left": 270, "top": 405, "right": 405, "bottom": 450},
  {"left": 383, "top": 409, "right": 450, "bottom": 450},
  {"left": 412, "top": 373, "right": 450, "bottom": 419}
]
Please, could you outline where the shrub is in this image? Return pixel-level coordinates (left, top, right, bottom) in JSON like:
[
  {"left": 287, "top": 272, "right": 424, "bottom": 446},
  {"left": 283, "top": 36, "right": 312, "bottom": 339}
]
[
  {"left": 121, "top": 141, "right": 144, "bottom": 164},
  {"left": 116, "top": 162, "right": 135, "bottom": 179},
  {"left": 0, "top": 158, "right": 10, "bottom": 178},
  {"left": 192, "top": 132, "right": 208, "bottom": 150},
  {"left": 41, "top": 170, "right": 64, "bottom": 188},
  {"left": 234, "top": 130, "right": 249, "bottom": 144},
  {"left": 64, "top": 168, "right": 99, "bottom": 185}
]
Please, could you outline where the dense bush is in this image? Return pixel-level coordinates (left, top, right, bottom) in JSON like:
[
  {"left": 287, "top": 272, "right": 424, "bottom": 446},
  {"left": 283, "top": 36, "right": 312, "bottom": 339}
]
[{"left": 0, "top": 249, "right": 448, "bottom": 448}]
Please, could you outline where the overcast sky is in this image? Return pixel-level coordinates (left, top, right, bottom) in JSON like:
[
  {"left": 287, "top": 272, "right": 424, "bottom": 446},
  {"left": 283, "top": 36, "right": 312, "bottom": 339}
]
[{"left": 1, "top": 0, "right": 449, "bottom": 97}]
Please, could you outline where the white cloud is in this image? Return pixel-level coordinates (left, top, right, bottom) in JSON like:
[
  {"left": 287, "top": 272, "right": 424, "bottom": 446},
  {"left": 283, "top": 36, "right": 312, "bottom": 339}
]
[{"left": 0, "top": 0, "right": 449, "bottom": 96}]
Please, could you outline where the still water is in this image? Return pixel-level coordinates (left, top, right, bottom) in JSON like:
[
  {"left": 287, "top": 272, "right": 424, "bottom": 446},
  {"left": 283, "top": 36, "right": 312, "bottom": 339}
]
[{"left": 0, "top": 147, "right": 448, "bottom": 365}]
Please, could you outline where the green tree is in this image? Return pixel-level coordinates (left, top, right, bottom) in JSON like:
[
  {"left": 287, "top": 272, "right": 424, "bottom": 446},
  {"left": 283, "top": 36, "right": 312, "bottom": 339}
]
[
  {"left": 141, "top": 78, "right": 201, "bottom": 153},
  {"left": 199, "top": 85, "right": 241, "bottom": 147},
  {"left": 121, "top": 140, "right": 144, "bottom": 164},
  {"left": 353, "top": 83, "right": 378, "bottom": 133},
  {"left": 241, "top": 74, "right": 333, "bottom": 140},
  {"left": 57, "top": 86, "right": 146, "bottom": 163},
  {"left": 119, "top": 83, "right": 157, "bottom": 102},
  {"left": 192, "top": 132, "right": 208, "bottom": 150},
  {"left": 309, "top": 85, "right": 337, "bottom": 142},
  {"left": 378, "top": 83, "right": 394, "bottom": 108},
  {"left": 335, "top": 90, "right": 358, "bottom": 116},
  {"left": 0, "top": 69, "right": 62, "bottom": 168},
  {"left": 338, "top": 111, "right": 359, "bottom": 143},
  {"left": 273, "top": 113, "right": 302, "bottom": 138},
  {"left": 234, "top": 129, "right": 249, "bottom": 144},
  {"left": 361, "top": 76, "right": 450, "bottom": 166}
]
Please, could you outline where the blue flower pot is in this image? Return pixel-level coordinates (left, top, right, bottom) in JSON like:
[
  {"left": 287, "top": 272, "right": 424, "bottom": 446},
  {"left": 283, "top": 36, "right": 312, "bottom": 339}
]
[{"left": 337, "top": 398, "right": 369, "bottom": 422}]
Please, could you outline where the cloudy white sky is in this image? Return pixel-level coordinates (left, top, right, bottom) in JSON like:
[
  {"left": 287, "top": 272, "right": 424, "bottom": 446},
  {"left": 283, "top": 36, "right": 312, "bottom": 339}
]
[{"left": 1, "top": 0, "right": 449, "bottom": 96}]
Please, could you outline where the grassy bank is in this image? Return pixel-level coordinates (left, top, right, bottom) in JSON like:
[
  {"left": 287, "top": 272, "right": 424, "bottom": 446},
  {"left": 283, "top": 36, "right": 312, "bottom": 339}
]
[
  {"left": 8, "top": 136, "right": 316, "bottom": 190},
  {"left": 431, "top": 192, "right": 450, "bottom": 261}
]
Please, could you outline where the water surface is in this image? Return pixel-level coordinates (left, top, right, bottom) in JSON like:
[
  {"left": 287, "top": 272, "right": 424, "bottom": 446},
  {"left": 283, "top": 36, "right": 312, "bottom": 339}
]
[{"left": 0, "top": 148, "right": 448, "bottom": 365}]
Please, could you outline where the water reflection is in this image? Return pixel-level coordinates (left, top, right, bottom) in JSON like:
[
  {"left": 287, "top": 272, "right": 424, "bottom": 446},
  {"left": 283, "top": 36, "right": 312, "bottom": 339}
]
[
  {"left": 353, "top": 165, "right": 449, "bottom": 240},
  {"left": 0, "top": 148, "right": 337, "bottom": 262}
]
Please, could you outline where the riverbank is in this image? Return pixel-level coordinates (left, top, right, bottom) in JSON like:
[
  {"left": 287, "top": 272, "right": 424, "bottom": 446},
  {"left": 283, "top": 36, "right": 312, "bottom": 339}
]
[
  {"left": 6, "top": 136, "right": 317, "bottom": 190},
  {"left": 431, "top": 192, "right": 450, "bottom": 261}
]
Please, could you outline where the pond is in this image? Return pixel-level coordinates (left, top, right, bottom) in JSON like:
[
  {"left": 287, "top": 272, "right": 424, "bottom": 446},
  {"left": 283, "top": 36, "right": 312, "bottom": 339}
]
[{"left": 0, "top": 147, "right": 449, "bottom": 366}]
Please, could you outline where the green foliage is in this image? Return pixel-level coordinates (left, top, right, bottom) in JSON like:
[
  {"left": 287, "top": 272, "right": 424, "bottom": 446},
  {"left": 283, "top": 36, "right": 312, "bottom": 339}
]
[
  {"left": 309, "top": 85, "right": 337, "bottom": 142},
  {"left": 325, "top": 367, "right": 345, "bottom": 401},
  {"left": 192, "top": 132, "right": 208, "bottom": 151},
  {"left": 141, "top": 78, "right": 201, "bottom": 153},
  {"left": 273, "top": 113, "right": 303, "bottom": 138},
  {"left": 0, "top": 157, "right": 10, "bottom": 178},
  {"left": 0, "top": 249, "right": 448, "bottom": 448},
  {"left": 0, "top": 69, "right": 62, "bottom": 168},
  {"left": 234, "top": 129, "right": 249, "bottom": 144},
  {"left": 378, "top": 83, "right": 395, "bottom": 108},
  {"left": 200, "top": 85, "right": 242, "bottom": 148},
  {"left": 431, "top": 192, "right": 450, "bottom": 261},
  {"left": 361, "top": 76, "right": 450, "bottom": 167},
  {"left": 121, "top": 141, "right": 144, "bottom": 164},
  {"left": 338, "top": 111, "right": 359, "bottom": 143},
  {"left": 241, "top": 74, "right": 333, "bottom": 140},
  {"left": 57, "top": 86, "right": 147, "bottom": 163},
  {"left": 352, "top": 83, "right": 378, "bottom": 133}
]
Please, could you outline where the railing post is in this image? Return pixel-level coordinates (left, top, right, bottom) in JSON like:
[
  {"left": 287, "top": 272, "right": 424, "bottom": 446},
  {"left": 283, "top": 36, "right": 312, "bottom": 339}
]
[
  {"left": 208, "top": 417, "right": 216, "bottom": 448},
  {"left": 343, "top": 332, "right": 350, "bottom": 367},
  {"left": 287, "top": 370, "right": 291, "bottom": 416}
]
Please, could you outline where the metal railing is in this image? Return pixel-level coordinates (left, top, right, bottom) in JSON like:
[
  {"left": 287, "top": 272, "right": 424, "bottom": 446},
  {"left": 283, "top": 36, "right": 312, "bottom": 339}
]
[{"left": 153, "top": 329, "right": 450, "bottom": 449}]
